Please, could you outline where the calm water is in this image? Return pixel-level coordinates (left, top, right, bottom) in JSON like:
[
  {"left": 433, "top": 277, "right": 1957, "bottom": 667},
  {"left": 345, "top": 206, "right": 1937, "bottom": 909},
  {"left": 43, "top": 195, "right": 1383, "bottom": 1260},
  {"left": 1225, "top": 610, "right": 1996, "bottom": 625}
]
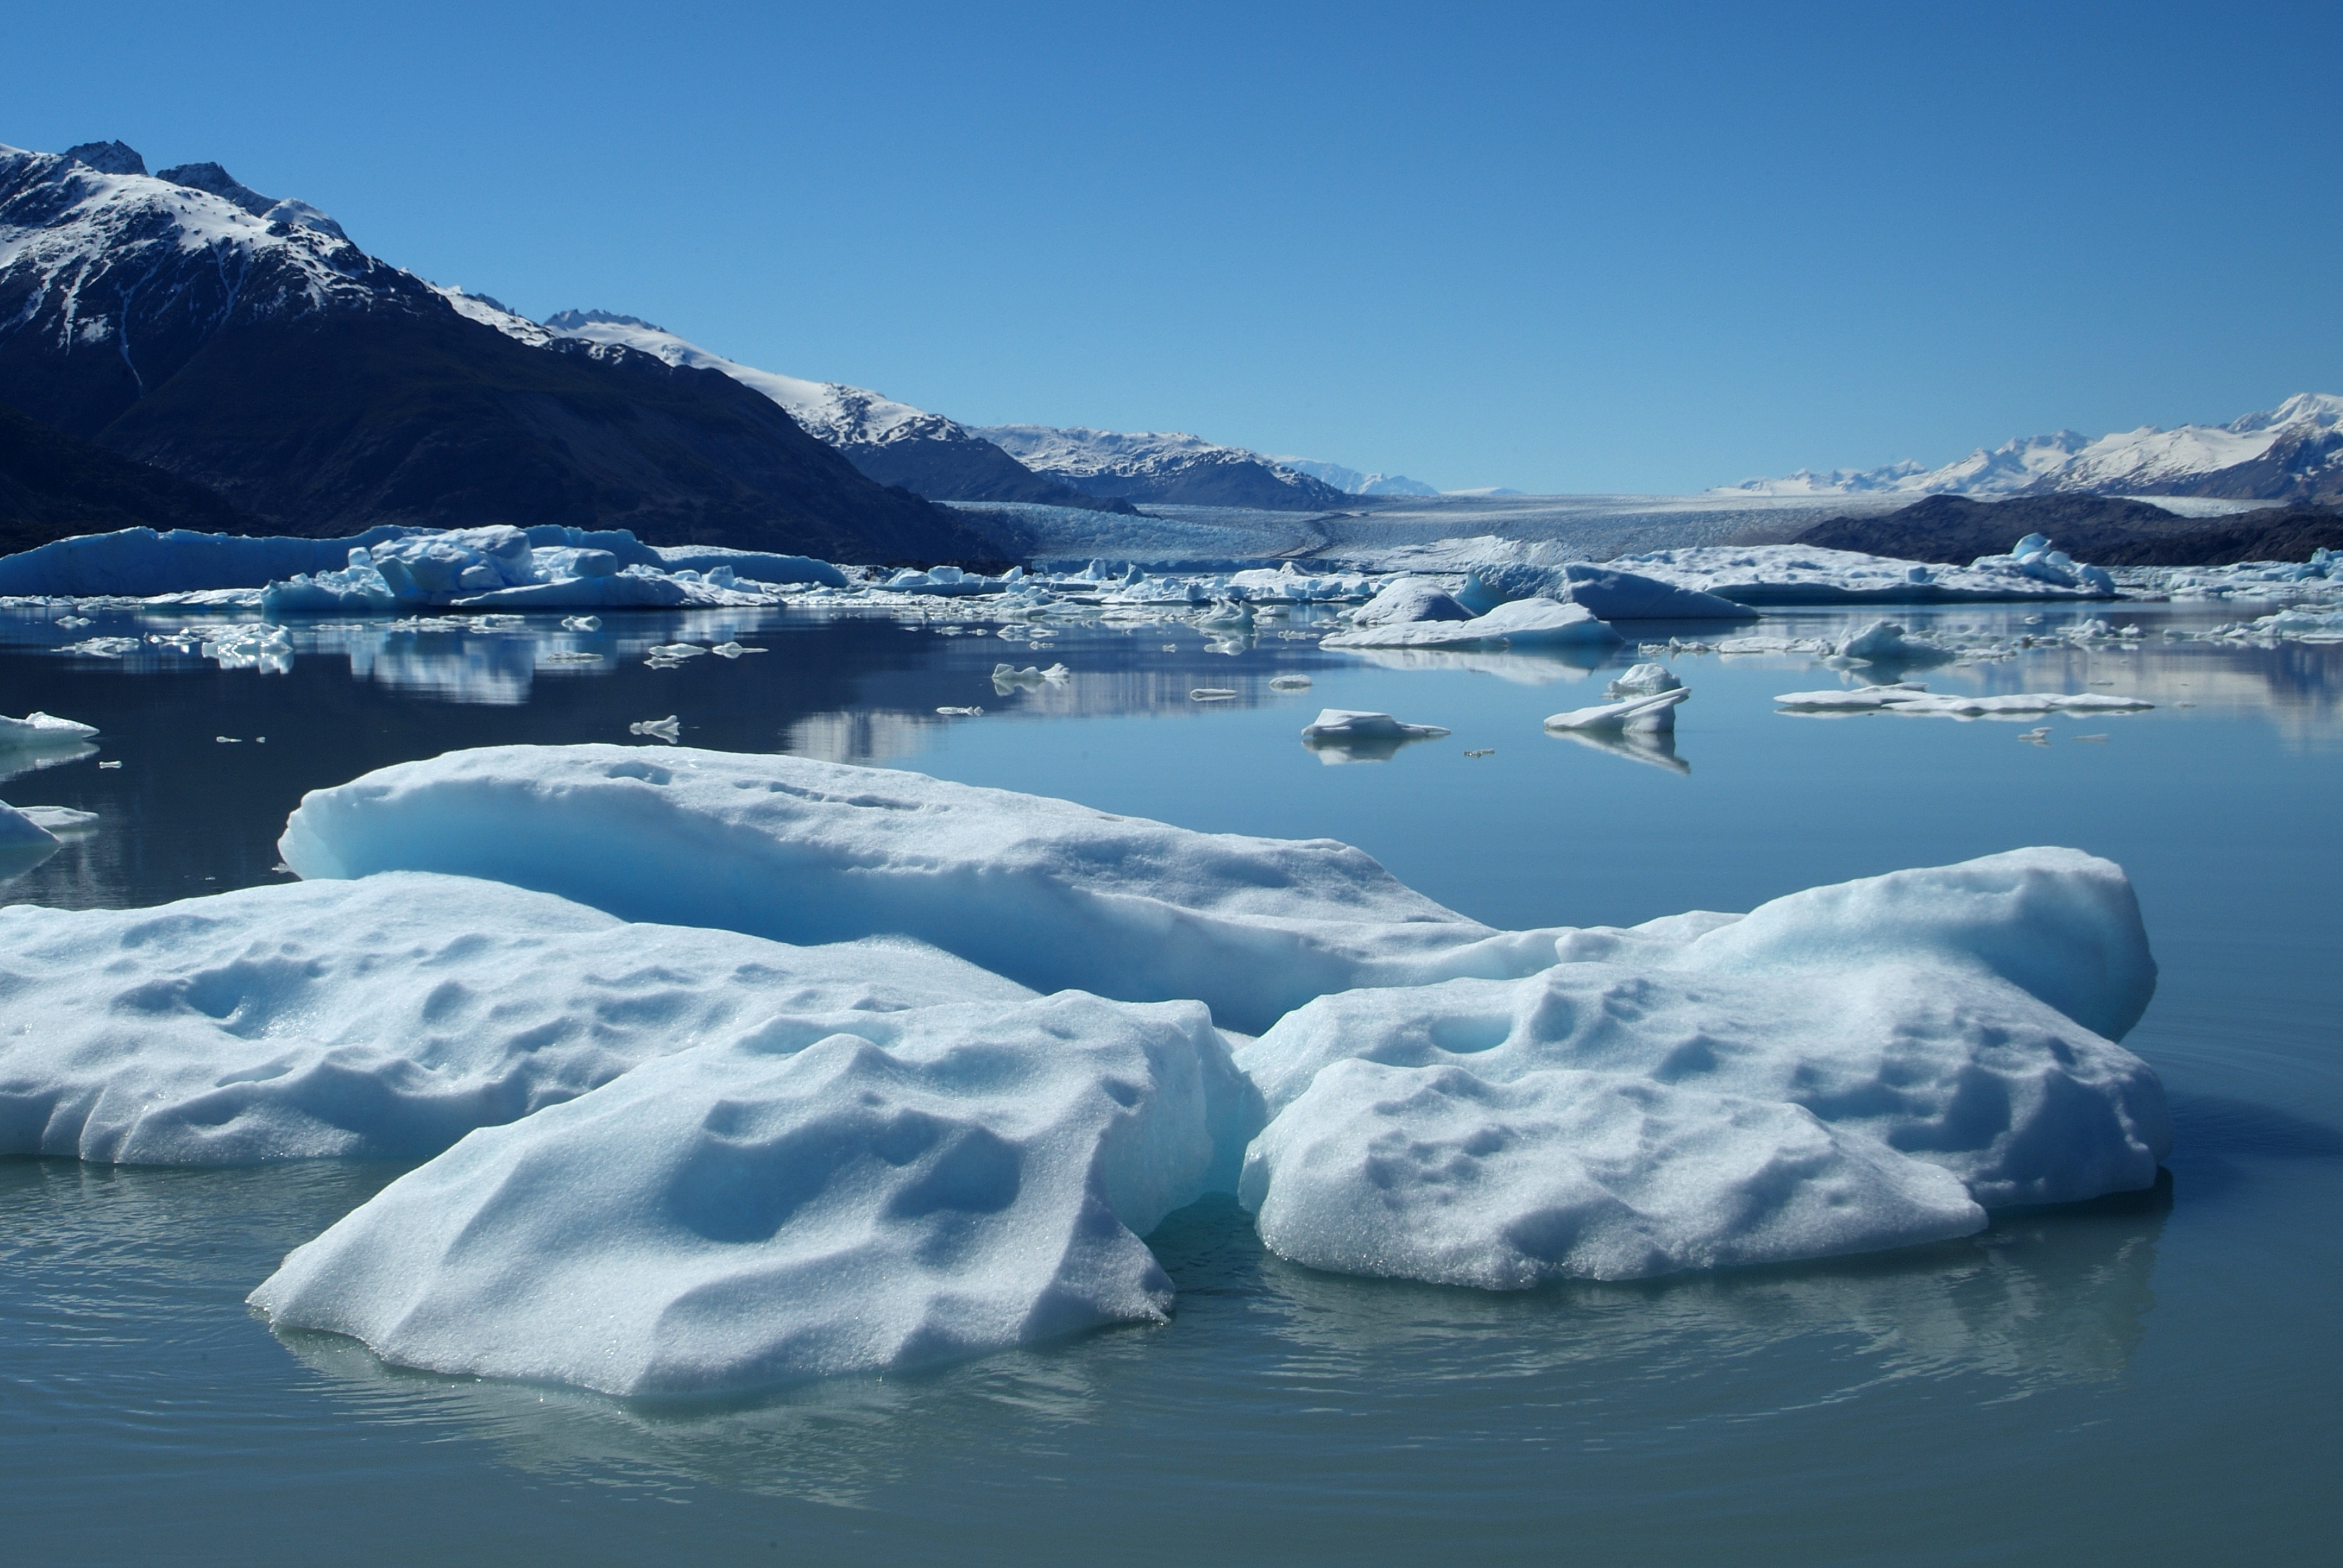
[{"left": 3, "top": 600, "right": 2338, "bottom": 1564}]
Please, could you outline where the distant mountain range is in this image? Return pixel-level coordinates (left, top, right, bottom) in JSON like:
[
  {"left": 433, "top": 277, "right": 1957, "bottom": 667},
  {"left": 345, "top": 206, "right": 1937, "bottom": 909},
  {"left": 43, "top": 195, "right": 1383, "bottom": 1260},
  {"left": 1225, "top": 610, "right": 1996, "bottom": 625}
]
[
  {"left": 1724, "top": 393, "right": 2343, "bottom": 505},
  {"left": 0, "top": 140, "right": 993, "bottom": 562},
  {"left": 1271, "top": 459, "right": 1438, "bottom": 497}
]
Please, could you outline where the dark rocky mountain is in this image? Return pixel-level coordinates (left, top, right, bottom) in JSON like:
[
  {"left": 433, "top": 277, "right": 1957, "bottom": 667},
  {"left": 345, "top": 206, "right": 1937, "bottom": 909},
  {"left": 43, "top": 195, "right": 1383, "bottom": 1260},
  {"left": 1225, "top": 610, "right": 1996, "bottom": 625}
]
[
  {"left": 0, "top": 399, "right": 256, "bottom": 554},
  {"left": 0, "top": 142, "right": 995, "bottom": 563},
  {"left": 977, "top": 425, "right": 1356, "bottom": 511},
  {"left": 530, "top": 309, "right": 1136, "bottom": 515},
  {"left": 1795, "top": 493, "right": 2343, "bottom": 567}
]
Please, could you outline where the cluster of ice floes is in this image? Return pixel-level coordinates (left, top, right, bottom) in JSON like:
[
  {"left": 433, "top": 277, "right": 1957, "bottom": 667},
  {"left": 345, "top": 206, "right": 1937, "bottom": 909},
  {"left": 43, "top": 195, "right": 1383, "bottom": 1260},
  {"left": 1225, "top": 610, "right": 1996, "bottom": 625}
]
[
  {"left": 0, "top": 743, "right": 2175, "bottom": 1396},
  {"left": 1775, "top": 685, "right": 2157, "bottom": 719},
  {"left": 1617, "top": 535, "right": 2119, "bottom": 604}
]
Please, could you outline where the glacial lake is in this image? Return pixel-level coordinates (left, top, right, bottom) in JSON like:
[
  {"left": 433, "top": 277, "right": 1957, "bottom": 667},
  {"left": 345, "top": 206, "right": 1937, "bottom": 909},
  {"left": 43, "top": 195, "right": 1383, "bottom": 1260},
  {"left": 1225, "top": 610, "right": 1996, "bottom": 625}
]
[{"left": 3, "top": 598, "right": 2338, "bottom": 1565}]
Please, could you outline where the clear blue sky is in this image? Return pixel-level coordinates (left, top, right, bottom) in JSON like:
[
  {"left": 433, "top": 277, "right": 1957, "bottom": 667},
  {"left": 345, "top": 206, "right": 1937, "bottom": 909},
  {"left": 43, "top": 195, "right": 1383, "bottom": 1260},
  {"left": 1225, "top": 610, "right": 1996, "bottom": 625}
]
[{"left": 7, "top": 1, "right": 2337, "bottom": 493}]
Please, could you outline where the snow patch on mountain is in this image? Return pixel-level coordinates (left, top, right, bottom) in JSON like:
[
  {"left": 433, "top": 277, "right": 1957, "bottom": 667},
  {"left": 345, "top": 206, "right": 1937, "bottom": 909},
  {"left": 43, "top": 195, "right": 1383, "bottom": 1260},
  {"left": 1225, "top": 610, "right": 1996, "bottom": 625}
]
[
  {"left": 536, "top": 310, "right": 965, "bottom": 450},
  {"left": 1, "top": 142, "right": 393, "bottom": 346},
  {"left": 1721, "top": 394, "right": 2343, "bottom": 501},
  {"left": 1276, "top": 458, "right": 1440, "bottom": 497}
]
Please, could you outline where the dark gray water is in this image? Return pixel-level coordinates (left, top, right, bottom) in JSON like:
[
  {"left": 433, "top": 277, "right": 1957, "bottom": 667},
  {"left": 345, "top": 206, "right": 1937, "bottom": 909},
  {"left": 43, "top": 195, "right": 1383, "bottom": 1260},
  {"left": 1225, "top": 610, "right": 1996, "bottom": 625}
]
[{"left": 2, "top": 600, "right": 2337, "bottom": 1564}]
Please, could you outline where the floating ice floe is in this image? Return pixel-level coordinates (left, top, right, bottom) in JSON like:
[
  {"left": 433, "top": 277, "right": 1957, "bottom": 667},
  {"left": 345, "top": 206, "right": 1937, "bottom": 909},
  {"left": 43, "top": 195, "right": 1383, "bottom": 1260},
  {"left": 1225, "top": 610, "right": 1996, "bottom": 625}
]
[
  {"left": 1833, "top": 620, "right": 1957, "bottom": 666},
  {"left": 0, "top": 745, "right": 2176, "bottom": 1393},
  {"left": 1, "top": 712, "right": 99, "bottom": 752},
  {"left": 1542, "top": 688, "right": 1690, "bottom": 733},
  {"left": 1233, "top": 848, "right": 2164, "bottom": 1286},
  {"left": 0, "top": 872, "right": 1033, "bottom": 1165},
  {"left": 250, "top": 990, "right": 1250, "bottom": 1397},
  {"left": 993, "top": 663, "right": 1071, "bottom": 692},
  {"left": 1324, "top": 598, "right": 1621, "bottom": 651},
  {"left": 628, "top": 716, "right": 682, "bottom": 743},
  {"left": 1774, "top": 688, "right": 2154, "bottom": 718},
  {"left": 1614, "top": 536, "right": 2118, "bottom": 605},
  {"left": 0, "top": 802, "right": 62, "bottom": 875},
  {"left": 1268, "top": 674, "right": 1314, "bottom": 691},
  {"left": 276, "top": 746, "right": 1555, "bottom": 1036},
  {"left": 1456, "top": 563, "right": 1752, "bottom": 621}
]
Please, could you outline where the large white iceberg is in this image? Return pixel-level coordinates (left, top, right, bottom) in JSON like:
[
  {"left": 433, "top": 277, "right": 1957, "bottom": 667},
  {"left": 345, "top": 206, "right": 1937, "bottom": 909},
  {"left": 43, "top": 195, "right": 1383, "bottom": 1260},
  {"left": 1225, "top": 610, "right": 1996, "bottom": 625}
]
[
  {"left": 1614, "top": 541, "right": 2119, "bottom": 604},
  {"left": 276, "top": 747, "right": 1565, "bottom": 1034},
  {"left": 249, "top": 991, "right": 1247, "bottom": 1396},
  {"left": 0, "top": 872, "right": 1030, "bottom": 1163},
  {"left": 1456, "top": 563, "right": 1752, "bottom": 621},
  {"left": 1233, "top": 849, "right": 2167, "bottom": 1286},
  {"left": 1323, "top": 597, "right": 1622, "bottom": 651}
]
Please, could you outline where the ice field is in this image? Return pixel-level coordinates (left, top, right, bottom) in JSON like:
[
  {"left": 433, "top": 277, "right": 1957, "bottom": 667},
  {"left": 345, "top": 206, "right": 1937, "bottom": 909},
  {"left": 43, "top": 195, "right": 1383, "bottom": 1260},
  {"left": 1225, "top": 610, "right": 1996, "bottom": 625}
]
[{"left": 1, "top": 565, "right": 2339, "bottom": 1563}]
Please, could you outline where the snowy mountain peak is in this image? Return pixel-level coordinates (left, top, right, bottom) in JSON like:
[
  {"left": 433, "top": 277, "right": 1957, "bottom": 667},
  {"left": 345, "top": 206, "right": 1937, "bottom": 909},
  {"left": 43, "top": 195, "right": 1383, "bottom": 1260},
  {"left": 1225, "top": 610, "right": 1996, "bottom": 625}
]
[
  {"left": 976, "top": 426, "right": 1352, "bottom": 509},
  {"left": 544, "top": 308, "right": 665, "bottom": 333},
  {"left": 1275, "top": 457, "right": 1440, "bottom": 497},
  {"left": 65, "top": 140, "right": 144, "bottom": 175},
  {"left": 535, "top": 310, "right": 967, "bottom": 449},
  {"left": 1721, "top": 394, "right": 2343, "bottom": 505}
]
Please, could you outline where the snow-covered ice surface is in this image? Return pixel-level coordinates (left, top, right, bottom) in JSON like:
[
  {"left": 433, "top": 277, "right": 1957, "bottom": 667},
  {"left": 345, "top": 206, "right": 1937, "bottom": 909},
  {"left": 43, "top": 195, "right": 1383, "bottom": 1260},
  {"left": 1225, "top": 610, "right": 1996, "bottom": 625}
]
[
  {"left": 1235, "top": 848, "right": 2165, "bottom": 1286},
  {"left": 275, "top": 746, "right": 1564, "bottom": 1035},
  {"left": 251, "top": 991, "right": 1248, "bottom": 1395},
  {"left": 1324, "top": 598, "right": 1621, "bottom": 650},
  {"left": 0, "top": 872, "right": 1031, "bottom": 1163},
  {"left": 1615, "top": 541, "right": 2117, "bottom": 604}
]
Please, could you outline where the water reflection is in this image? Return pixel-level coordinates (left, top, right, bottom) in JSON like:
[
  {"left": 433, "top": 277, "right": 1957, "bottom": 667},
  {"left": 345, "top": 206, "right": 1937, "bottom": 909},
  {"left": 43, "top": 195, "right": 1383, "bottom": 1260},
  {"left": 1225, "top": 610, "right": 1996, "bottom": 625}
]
[
  {"left": 1549, "top": 725, "right": 1690, "bottom": 773},
  {"left": 264, "top": 1186, "right": 2168, "bottom": 1506}
]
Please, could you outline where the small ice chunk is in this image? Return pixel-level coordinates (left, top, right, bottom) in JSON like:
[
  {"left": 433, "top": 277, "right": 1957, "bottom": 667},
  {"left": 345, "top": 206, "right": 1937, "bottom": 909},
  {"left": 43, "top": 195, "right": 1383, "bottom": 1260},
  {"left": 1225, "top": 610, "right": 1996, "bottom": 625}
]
[
  {"left": 1268, "top": 674, "right": 1313, "bottom": 691},
  {"left": 97, "top": 761, "right": 122, "bottom": 770},
  {"left": 1190, "top": 688, "right": 1239, "bottom": 702},
  {"left": 1834, "top": 620, "right": 1955, "bottom": 665},
  {"left": 628, "top": 716, "right": 682, "bottom": 743},
  {"left": 935, "top": 706, "right": 984, "bottom": 717},
  {"left": 559, "top": 615, "right": 602, "bottom": 631},
  {"left": 1606, "top": 662, "right": 1683, "bottom": 698},
  {"left": 1299, "top": 710, "right": 1450, "bottom": 741},
  {"left": 712, "top": 642, "right": 765, "bottom": 658}
]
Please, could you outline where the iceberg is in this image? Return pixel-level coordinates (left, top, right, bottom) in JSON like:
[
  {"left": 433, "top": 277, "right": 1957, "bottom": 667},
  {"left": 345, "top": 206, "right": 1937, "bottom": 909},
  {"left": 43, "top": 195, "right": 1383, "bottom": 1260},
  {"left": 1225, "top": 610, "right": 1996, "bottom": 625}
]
[
  {"left": 1775, "top": 688, "right": 2154, "bottom": 718},
  {"left": 1833, "top": 620, "right": 1957, "bottom": 666},
  {"left": 0, "top": 801, "right": 62, "bottom": 877},
  {"left": 249, "top": 991, "right": 1249, "bottom": 1397},
  {"left": 1, "top": 710, "right": 100, "bottom": 752},
  {"left": 1612, "top": 541, "right": 2121, "bottom": 605},
  {"left": 1233, "top": 848, "right": 2167, "bottom": 1286},
  {"left": 1297, "top": 709, "right": 1453, "bottom": 763},
  {"left": 1541, "top": 688, "right": 1689, "bottom": 733},
  {"left": 1348, "top": 576, "right": 1474, "bottom": 626},
  {"left": 276, "top": 747, "right": 1564, "bottom": 1034},
  {"left": 1456, "top": 563, "right": 1753, "bottom": 621},
  {"left": 1323, "top": 598, "right": 1621, "bottom": 651},
  {"left": 0, "top": 872, "right": 1034, "bottom": 1164}
]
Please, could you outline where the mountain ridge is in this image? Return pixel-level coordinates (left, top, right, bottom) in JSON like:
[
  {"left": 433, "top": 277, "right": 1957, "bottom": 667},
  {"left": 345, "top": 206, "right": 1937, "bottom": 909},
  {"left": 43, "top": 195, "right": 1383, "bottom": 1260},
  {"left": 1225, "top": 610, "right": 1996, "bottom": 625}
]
[
  {"left": 1725, "top": 393, "right": 2343, "bottom": 505},
  {"left": 0, "top": 141, "right": 991, "bottom": 562}
]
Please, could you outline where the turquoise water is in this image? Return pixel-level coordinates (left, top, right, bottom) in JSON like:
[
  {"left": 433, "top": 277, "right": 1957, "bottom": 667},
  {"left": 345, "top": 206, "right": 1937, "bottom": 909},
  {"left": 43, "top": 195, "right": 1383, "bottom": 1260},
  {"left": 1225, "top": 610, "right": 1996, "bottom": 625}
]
[{"left": 3, "top": 601, "right": 2337, "bottom": 1563}]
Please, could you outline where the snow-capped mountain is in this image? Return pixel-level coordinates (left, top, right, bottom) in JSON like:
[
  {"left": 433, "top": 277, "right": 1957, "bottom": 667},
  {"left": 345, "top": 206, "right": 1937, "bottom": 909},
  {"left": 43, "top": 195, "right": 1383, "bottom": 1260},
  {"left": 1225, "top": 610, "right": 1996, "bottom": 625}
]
[
  {"left": 440, "top": 300, "right": 1122, "bottom": 511},
  {"left": 975, "top": 426, "right": 1351, "bottom": 511},
  {"left": 1274, "top": 458, "right": 1439, "bottom": 497},
  {"left": 0, "top": 140, "right": 983, "bottom": 559},
  {"left": 1723, "top": 394, "right": 2343, "bottom": 505}
]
